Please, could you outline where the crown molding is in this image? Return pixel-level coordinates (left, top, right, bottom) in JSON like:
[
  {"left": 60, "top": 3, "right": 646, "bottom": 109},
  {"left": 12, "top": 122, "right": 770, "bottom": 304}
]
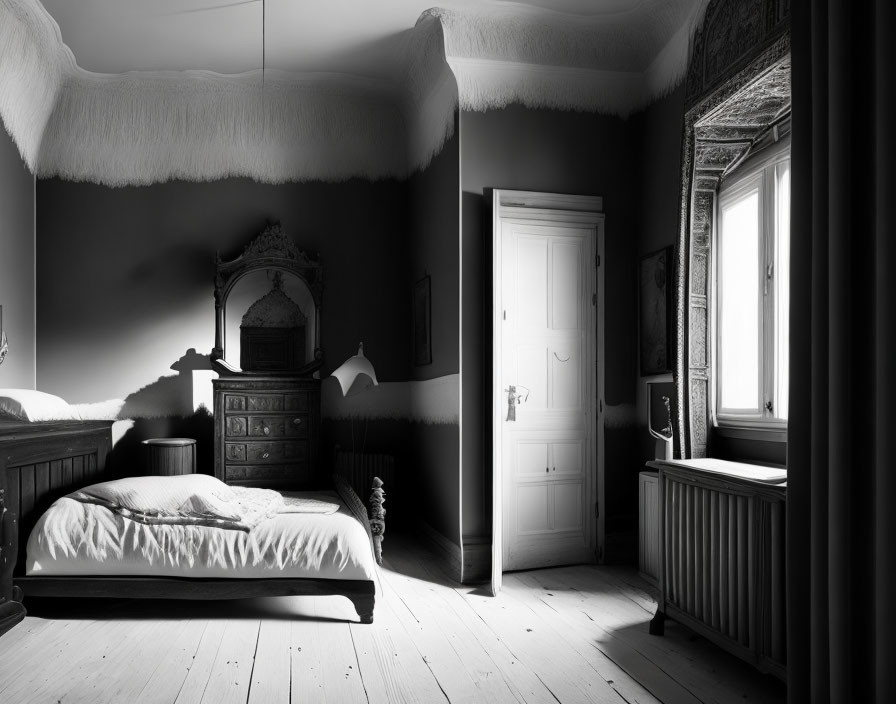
[{"left": 448, "top": 56, "right": 644, "bottom": 117}]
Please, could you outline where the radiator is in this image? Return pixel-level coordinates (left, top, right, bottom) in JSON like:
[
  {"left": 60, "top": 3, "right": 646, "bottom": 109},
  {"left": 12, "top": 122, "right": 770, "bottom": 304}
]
[
  {"left": 653, "top": 463, "right": 786, "bottom": 679},
  {"left": 638, "top": 471, "right": 660, "bottom": 585},
  {"left": 334, "top": 449, "right": 395, "bottom": 498}
]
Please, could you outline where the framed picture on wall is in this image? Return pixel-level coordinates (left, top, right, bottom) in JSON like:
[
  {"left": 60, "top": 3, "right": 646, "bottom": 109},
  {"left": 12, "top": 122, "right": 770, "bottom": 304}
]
[
  {"left": 639, "top": 245, "right": 673, "bottom": 376},
  {"left": 413, "top": 275, "right": 432, "bottom": 366}
]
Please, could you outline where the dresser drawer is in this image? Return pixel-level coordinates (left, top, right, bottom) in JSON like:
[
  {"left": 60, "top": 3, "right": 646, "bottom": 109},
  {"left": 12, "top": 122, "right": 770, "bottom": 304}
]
[
  {"left": 224, "top": 440, "right": 307, "bottom": 463},
  {"left": 223, "top": 393, "right": 312, "bottom": 414},
  {"left": 224, "top": 463, "right": 312, "bottom": 486},
  {"left": 249, "top": 415, "right": 309, "bottom": 438},
  {"left": 224, "top": 415, "right": 309, "bottom": 438}
]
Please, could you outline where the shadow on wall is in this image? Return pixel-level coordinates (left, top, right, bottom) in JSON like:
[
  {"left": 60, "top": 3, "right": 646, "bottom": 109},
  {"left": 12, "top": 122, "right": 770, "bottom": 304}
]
[{"left": 108, "top": 348, "right": 215, "bottom": 477}]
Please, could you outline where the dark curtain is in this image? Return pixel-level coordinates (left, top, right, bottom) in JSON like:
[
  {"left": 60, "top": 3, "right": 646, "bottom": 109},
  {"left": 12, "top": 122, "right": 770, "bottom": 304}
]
[{"left": 788, "top": 1, "right": 896, "bottom": 702}]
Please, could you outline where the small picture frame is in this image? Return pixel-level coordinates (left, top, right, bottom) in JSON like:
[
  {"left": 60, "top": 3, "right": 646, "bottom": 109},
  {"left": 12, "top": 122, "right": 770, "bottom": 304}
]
[
  {"left": 639, "top": 246, "right": 673, "bottom": 376},
  {"left": 413, "top": 275, "right": 432, "bottom": 366}
]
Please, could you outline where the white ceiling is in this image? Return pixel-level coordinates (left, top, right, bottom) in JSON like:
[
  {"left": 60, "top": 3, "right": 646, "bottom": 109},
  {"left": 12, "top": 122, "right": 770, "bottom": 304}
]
[{"left": 38, "top": 0, "right": 706, "bottom": 80}]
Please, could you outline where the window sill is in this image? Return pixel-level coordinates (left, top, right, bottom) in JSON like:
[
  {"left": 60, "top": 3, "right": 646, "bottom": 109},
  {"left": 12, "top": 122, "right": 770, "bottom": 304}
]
[{"left": 713, "top": 424, "right": 787, "bottom": 443}]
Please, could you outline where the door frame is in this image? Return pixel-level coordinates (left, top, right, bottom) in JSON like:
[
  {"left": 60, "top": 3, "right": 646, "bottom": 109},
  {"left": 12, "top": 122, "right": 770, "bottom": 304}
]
[{"left": 491, "top": 189, "right": 605, "bottom": 595}]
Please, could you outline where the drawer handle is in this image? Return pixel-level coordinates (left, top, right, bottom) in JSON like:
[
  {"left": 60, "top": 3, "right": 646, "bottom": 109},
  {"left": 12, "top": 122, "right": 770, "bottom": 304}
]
[
  {"left": 262, "top": 452, "right": 270, "bottom": 459},
  {"left": 293, "top": 418, "right": 302, "bottom": 425},
  {"left": 263, "top": 426, "right": 270, "bottom": 435}
]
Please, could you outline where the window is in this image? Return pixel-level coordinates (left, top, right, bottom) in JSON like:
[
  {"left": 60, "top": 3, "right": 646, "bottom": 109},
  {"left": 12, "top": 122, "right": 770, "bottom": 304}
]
[{"left": 714, "top": 141, "right": 790, "bottom": 427}]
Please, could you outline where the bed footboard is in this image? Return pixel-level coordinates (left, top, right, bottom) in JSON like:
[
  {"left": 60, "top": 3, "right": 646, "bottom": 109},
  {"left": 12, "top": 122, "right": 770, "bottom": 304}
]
[{"left": 1, "top": 421, "right": 113, "bottom": 598}]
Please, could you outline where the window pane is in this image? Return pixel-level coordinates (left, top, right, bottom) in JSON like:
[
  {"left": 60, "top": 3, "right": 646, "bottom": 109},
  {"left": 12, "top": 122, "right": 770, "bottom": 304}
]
[
  {"left": 719, "top": 190, "right": 760, "bottom": 410},
  {"left": 775, "top": 162, "right": 790, "bottom": 420}
]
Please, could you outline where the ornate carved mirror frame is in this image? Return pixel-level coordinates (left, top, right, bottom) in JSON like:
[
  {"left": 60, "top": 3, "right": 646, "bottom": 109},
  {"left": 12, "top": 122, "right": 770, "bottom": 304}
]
[
  {"left": 212, "top": 223, "right": 323, "bottom": 377},
  {"left": 675, "top": 0, "right": 791, "bottom": 457}
]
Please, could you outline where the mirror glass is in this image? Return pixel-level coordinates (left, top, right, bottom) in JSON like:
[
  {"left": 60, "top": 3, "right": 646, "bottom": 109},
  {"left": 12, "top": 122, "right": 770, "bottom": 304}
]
[{"left": 222, "top": 268, "right": 317, "bottom": 372}]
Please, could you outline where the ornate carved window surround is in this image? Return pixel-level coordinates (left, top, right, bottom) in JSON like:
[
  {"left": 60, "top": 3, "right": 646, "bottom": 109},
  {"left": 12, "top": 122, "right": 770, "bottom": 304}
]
[{"left": 674, "top": 0, "right": 791, "bottom": 458}]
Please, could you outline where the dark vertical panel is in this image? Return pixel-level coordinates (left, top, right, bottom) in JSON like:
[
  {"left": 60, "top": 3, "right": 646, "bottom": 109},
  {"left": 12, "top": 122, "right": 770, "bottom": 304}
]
[
  {"left": 691, "top": 486, "right": 704, "bottom": 618},
  {"left": 719, "top": 493, "right": 729, "bottom": 635},
  {"left": 771, "top": 500, "right": 784, "bottom": 661},
  {"left": 8, "top": 468, "right": 21, "bottom": 570},
  {"left": 701, "top": 489, "right": 710, "bottom": 625},
  {"left": 665, "top": 477, "right": 674, "bottom": 600},
  {"left": 710, "top": 490, "right": 719, "bottom": 630},
  {"left": 674, "top": 482, "right": 683, "bottom": 606},
  {"left": 19, "top": 465, "right": 35, "bottom": 520},
  {"left": 728, "top": 497, "right": 737, "bottom": 638},
  {"left": 72, "top": 455, "right": 84, "bottom": 486},
  {"left": 63, "top": 457, "right": 73, "bottom": 487},
  {"left": 35, "top": 461, "right": 50, "bottom": 505},
  {"left": 689, "top": 485, "right": 696, "bottom": 615},
  {"left": 737, "top": 495, "right": 748, "bottom": 645},
  {"left": 50, "top": 459, "right": 62, "bottom": 490}
]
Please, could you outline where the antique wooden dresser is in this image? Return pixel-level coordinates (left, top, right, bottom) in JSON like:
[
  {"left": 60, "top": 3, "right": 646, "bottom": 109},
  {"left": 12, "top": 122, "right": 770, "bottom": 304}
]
[
  {"left": 213, "top": 376, "right": 320, "bottom": 488},
  {"left": 211, "top": 224, "right": 324, "bottom": 490}
]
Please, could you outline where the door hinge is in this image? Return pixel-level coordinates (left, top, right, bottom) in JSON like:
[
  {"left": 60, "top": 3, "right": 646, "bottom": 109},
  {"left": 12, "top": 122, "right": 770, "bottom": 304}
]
[
  {"left": 595, "top": 501, "right": 600, "bottom": 518},
  {"left": 596, "top": 254, "right": 601, "bottom": 266},
  {"left": 592, "top": 293, "right": 596, "bottom": 306},
  {"left": 503, "top": 309, "right": 506, "bottom": 321}
]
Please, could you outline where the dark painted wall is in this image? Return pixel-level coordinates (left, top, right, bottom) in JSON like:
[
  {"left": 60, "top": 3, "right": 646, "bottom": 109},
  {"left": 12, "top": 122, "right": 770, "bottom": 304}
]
[
  {"left": 35, "top": 176, "right": 411, "bottom": 478},
  {"left": 459, "top": 105, "right": 641, "bottom": 544},
  {"left": 36, "top": 177, "right": 409, "bottom": 404},
  {"left": 0, "top": 124, "right": 35, "bottom": 389},
  {"left": 633, "top": 84, "right": 685, "bottom": 477},
  {"left": 407, "top": 118, "right": 461, "bottom": 545}
]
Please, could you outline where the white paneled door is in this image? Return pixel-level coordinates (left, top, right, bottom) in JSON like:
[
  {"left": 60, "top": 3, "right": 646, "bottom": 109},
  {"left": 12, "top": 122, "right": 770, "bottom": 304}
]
[{"left": 500, "top": 219, "right": 597, "bottom": 572}]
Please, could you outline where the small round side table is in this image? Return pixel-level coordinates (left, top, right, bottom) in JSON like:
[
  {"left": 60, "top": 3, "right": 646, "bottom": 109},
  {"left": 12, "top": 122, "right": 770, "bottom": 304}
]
[{"left": 142, "top": 437, "right": 196, "bottom": 476}]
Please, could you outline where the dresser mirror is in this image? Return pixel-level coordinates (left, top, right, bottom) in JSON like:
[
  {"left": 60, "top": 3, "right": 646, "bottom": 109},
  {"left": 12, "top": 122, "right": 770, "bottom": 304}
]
[{"left": 212, "top": 223, "right": 323, "bottom": 377}]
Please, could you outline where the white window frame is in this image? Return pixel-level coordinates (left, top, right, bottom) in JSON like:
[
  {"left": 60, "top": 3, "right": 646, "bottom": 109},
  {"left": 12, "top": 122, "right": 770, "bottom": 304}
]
[{"left": 712, "top": 137, "right": 790, "bottom": 429}]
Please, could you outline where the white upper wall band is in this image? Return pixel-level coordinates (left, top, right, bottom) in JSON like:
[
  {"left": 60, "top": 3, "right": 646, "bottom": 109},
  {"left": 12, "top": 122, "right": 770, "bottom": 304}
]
[{"left": 0, "top": 0, "right": 708, "bottom": 186}]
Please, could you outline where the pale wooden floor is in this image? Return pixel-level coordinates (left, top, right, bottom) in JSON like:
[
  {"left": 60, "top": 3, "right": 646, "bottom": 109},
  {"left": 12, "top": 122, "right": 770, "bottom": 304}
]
[{"left": 0, "top": 534, "right": 785, "bottom": 703}]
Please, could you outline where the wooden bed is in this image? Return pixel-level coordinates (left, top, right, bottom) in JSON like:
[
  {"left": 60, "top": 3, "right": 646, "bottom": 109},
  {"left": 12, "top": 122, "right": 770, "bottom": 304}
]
[{"left": 0, "top": 420, "right": 379, "bottom": 627}]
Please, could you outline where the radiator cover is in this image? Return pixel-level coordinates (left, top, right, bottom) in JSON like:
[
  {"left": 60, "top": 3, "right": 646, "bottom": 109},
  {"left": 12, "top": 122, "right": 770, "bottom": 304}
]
[{"left": 649, "top": 460, "right": 786, "bottom": 680}]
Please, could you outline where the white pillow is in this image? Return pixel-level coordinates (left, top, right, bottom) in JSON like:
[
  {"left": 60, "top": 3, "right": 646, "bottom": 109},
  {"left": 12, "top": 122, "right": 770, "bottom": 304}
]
[
  {"left": 0, "top": 388, "right": 72, "bottom": 421},
  {"left": 79, "top": 474, "right": 238, "bottom": 519}
]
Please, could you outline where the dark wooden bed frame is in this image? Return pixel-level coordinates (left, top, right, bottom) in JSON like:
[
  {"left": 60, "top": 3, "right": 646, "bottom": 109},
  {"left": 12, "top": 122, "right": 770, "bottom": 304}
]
[{"left": 0, "top": 420, "right": 377, "bottom": 626}]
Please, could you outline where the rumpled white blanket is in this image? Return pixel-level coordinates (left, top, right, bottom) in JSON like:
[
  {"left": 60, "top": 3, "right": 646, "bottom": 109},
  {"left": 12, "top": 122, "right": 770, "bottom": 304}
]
[
  {"left": 26, "top": 490, "right": 373, "bottom": 581},
  {"left": 68, "top": 475, "right": 339, "bottom": 532}
]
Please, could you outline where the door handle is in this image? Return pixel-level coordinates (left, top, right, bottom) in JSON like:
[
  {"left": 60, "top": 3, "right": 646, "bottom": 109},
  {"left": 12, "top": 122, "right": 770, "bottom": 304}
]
[{"left": 504, "top": 385, "right": 530, "bottom": 422}]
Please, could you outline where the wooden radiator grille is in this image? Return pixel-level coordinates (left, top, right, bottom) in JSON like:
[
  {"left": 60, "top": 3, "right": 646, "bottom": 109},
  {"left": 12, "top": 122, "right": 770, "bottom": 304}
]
[
  {"left": 662, "top": 474, "right": 786, "bottom": 670},
  {"left": 638, "top": 471, "right": 660, "bottom": 584},
  {"left": 334, "top": 450, "right": 395, "bottom": 498}
]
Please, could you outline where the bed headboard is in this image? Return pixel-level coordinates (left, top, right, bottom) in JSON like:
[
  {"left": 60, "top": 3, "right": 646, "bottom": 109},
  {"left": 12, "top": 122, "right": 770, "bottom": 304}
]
[{"left": 0, "top": 420, "right": 113, "bottom": 598}]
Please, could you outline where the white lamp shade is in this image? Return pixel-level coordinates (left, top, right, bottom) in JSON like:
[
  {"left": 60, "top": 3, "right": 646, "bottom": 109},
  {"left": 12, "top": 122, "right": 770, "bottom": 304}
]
[{"left": 331, "top": 344, "right": 378, "bottom": 397}]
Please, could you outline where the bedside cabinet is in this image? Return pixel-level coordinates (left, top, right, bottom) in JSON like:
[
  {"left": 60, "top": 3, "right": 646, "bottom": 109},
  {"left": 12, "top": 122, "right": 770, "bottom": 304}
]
[
  {"left": 213, "top": 376, "right": 320, "bottom": 489},
  {"left": 142, "top": 438, "right": 196, "bottom": 475}
]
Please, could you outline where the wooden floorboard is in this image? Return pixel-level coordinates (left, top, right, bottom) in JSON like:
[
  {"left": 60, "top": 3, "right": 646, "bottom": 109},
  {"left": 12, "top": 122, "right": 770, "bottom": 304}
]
[
  {"left": 0, "top": 533, "right": 786, "bottom": 703},
  {"left": 247, "top": 619, "right": 291, "bottom": 704}
]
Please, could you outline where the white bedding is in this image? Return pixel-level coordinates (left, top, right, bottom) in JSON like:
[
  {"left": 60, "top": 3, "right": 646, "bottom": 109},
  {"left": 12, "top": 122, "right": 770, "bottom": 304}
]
[{"left": 26, "top": 490, "right": 375, "bottom": 581}]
